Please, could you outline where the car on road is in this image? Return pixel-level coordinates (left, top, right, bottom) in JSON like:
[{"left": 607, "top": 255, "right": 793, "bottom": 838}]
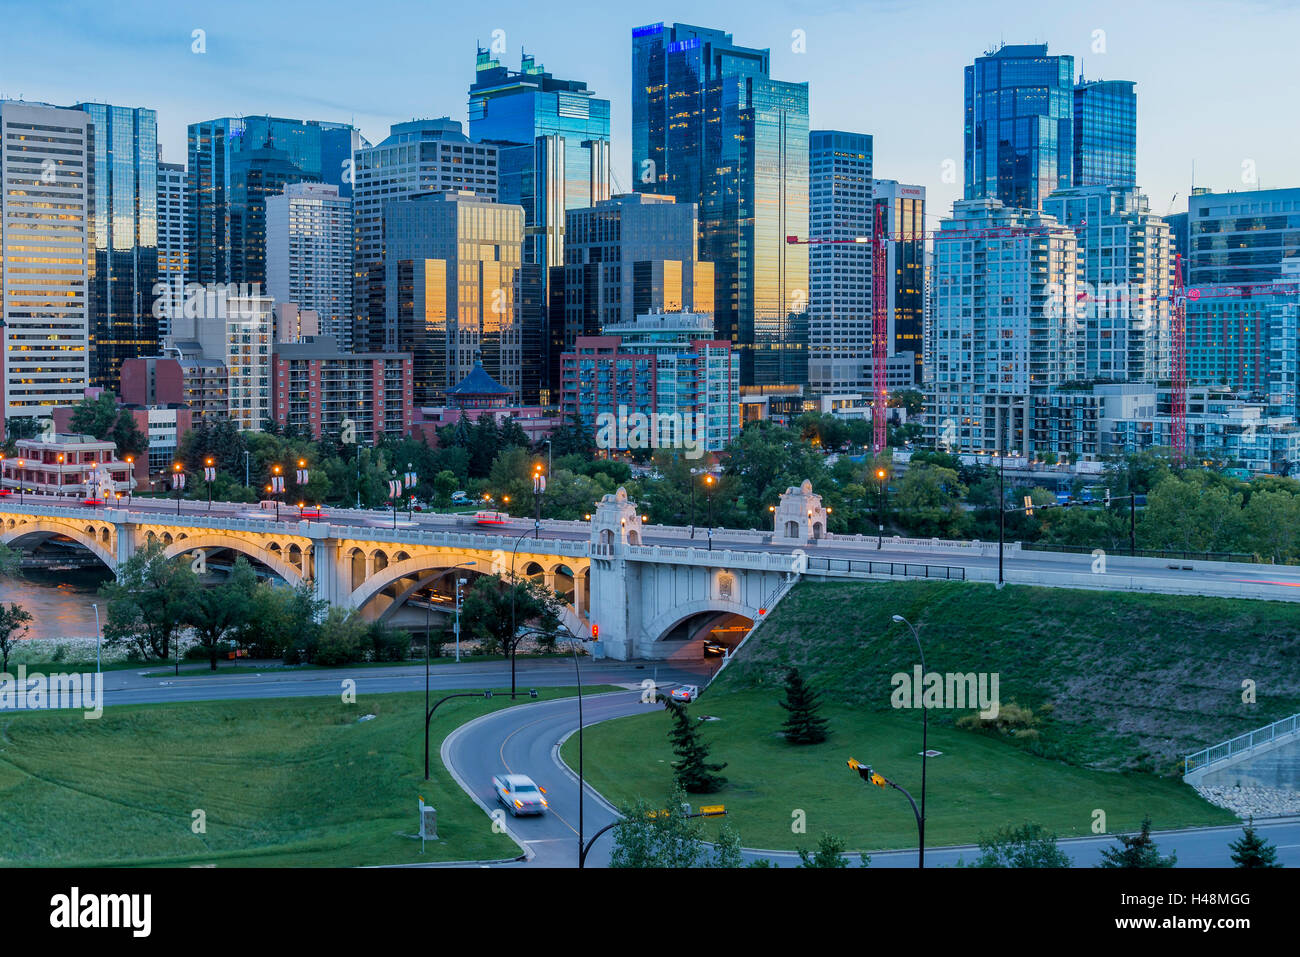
[
  {"left": 702, "top": 640, "right": 728, "bottom": 658},
  {"left": 474, "top": 510, "right": 509, "bottom": 525},
  {"left": 493, "top": 773, "right": 548, "bottom": 816},
  {"left": 669, "top": 684, "right": 700, "bottom": 703}
]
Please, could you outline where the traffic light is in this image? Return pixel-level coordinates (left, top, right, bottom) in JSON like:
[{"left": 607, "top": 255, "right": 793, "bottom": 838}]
[
  {"left": 1023, "top": 495, "right": 1034, "bottom": 517},
  {"left": 591, "top": 623, "right": 599, "bottom": 639}
]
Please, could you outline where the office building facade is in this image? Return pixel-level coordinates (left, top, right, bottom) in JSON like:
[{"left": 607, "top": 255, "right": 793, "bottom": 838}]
[
  {"left": 964, "top": 43, "right": 1075, "bottom": 210},
  {"left": 157, "top": 161, "right": 187, "bottom": 340},
  {"left": 0, "top": 101, "right": 92, "bottom": 418},
  {"left": 632, "top": 22, "right": 809, "bottom": 387},
  {"left": 808, "top": 130, "right": 873, "bottom": 394},
  {"left": 1186, "top": 187, "right": 1300, "bottom": 286},
  {"left": 874, "top": 180, "right": 927, "bottom": 385},
  {"left": 266, "top": 183, "right": 353, "bottom": 349},
  {"left": 1073, "top": 79, "right": 1137, "bottom": 188}
]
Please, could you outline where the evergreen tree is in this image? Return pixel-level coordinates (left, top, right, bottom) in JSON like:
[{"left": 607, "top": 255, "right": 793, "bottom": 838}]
[
  {"left": 665, "top": 700, "right": 727, "bottom": 793},
  {"left": 1229, "top": 819, "right": 1281, "bottom": 868},
  {"left": 1097, "top": 816, "right": 1177, "bottom": 868},
  {"left": 779, "top": 667, "right": 830, "bottom": 744}
]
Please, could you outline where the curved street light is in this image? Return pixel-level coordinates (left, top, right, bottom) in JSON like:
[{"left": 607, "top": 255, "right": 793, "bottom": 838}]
[{"left": 890, "top": 613, "right": 927, "bottom": 867}]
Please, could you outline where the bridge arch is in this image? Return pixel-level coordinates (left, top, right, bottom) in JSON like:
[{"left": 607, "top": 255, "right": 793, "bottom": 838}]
[
  {"left": 161, "top": 533, "right": 305, "bottom": 587},
  {"left": 0, "top": 518, "right": 116, "bottom": 570},
  {"left": 643, "top": 599, "right": 758, "bottom": 645}
]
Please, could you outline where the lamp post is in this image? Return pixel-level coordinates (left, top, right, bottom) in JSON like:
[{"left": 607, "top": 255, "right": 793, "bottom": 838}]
[
  {"left": 890, "top": 613, "right": 927, "bottom": 868},
  {"left": 506, "top": 527, "right": 537, "bottom": 698},
  {"left": 580, "top": 807, "right": 726, "bottom": 869},
  {"left": 243, "top": 450, "right": 250, "bottom": 490},
  {"left": 16, "top": 459, "right": 24, "bottom": 505},
  {"left": 997, "top": 447, "right": 1006, "bottom": 589},
  {"left": 424, "top": 690, "right": 494, "bottom": 781},
  {"left": 688, "top": 467, "right": 699, "bottom": 537},
  {"left": 454, "top": 575, "right": 469, "bottom": 663},
  {"left": 424, "top": 561, "right": 477, "bottom": 778},
  {"left": 270, "top": 464, "right": 284, "bottom": 521},
  {"left": 704, "top": 473, "right": 715, "bottom": 549},
  {"left": 171, "top": 462, "right": 185, "bottom": 515},
  {"left": 847, "top": 759, "right": 923, "bottom": 868},
  {"left": 532, "top": 464, "right": 546, "bottom": 540},
  {"left": 543, "top": 439, "right": 552, "bottom": 478},
  {"left": 204, "top": 457, "right": 216, "bottom": 512},
  {"left": 876, "top": 468, "right": 887, "bottom": 549}
]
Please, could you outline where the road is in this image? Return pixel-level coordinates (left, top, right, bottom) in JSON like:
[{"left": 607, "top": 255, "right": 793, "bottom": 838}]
[{"left": 439, "top": 690, "right": 1300, "bottom": 868}]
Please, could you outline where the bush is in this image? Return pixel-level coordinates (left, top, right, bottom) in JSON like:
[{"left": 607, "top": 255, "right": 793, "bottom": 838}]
[
  {"left": 314, "top": 608, "right": 368, "bottom": 666},
  {"left": 369, "top": 625, "right": 412, "bottom": 662}
]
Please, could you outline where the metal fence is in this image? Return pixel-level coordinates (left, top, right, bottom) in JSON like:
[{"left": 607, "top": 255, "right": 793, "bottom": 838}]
[
  {"left": 1184, "top": 712, "right": 1300, "bottom": 775},
  {"left": 1024, "top": 542, "right": 1261, "bottom": 563},
  {"left": 805, "top": 557, "right": 966, "bottom": 580}
]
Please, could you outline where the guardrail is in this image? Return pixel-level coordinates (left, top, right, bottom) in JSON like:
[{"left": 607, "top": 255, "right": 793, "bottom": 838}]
[
  {"left": 805, "top": 556, "right": 966, "bottom": 580},
  {"left": 1025, "top": 542, "right": 1261, "bottom": 563},
  {"left": 1184, "top": 712, "right": 1300, "bottom": 776}
]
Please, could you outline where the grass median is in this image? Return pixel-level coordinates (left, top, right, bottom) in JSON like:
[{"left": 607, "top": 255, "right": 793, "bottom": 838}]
[{"left": 0, "top": 686, "right": 617, "bottom": 867}]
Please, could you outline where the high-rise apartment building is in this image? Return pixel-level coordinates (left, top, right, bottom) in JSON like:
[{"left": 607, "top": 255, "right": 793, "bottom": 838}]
[
  {"left": 808, "top": 130, "right": 873, "bottom": 394},
  {"left": 157, "top": 161, "right": 186, "bottom": 340},
  {"left": 271, "top": 336, "right": 412, "bottom": 443},
  {"left": 965, "top": 44, "right": 1075, "bottom": 210},
  {"left": 1186, "top": 187, "right": 1300, "bottom": 286},
  {"left": 73, "top": 103, "right": 159, "bottom": 394},
  {"left": 632, "top": 22, "right": 809, "bottom": 387},
  {"left": 1043, "top": 184, "right": 1171, "bottom": 382},
  {"left": 187, "top": 116, "right": 366, "bottom": 287},
  {"left": 925, "top": 199, "right": 1079, "bottom": 455},
  {"left": 874, "top": 180, "right": 927, "bottom": 385},
  {"left": 377, "top": 191, "right": 524, "bottom": 404},
  {"left": 164, "top": 291, "right": 272, "bottom": 431},
  {"left": 469, "top": 50, "right": 611, "bottom": 274},
  {"left": 0, "top": 102, "right": 92, "bottom": 418},
  {"left": 1073, "top": 79, "right": 1137, "bottom": 188},
  {"left": 266, "top": 183, "right": 353, "bottom": 349},
  {"left": 351, "top": 119, "right": 498, "bottom": 352}
]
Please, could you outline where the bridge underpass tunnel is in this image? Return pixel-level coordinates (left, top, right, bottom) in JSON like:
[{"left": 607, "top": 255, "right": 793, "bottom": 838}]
[
  {"left": 364, "top": 563, "right": 488, "bottom": 627},
  {"left": 658, "top": 611, "right": 753, "bottom": 662}
]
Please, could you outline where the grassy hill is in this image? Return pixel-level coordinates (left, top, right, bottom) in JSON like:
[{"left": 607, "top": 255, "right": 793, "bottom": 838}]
[{"left": 715, "top": 580, "right": 1300, "bottom": 775}]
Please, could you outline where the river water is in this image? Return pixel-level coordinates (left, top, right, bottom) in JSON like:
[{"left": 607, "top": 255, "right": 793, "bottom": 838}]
[{"left": 0, "top": 569, "right": 111, "bottom": 641}]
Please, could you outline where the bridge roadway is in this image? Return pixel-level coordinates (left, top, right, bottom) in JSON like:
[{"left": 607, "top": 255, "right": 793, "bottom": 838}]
[{"left": 49, "top": 494, "right": 1300, "bottom": 604}]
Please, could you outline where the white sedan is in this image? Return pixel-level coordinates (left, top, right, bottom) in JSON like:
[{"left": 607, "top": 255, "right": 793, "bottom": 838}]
[
  {"left": 669, "top": 684, "right": 700, "bottom": 703},
  {"left": 493, "top": 774, "right": 548, "bottom": 816}
]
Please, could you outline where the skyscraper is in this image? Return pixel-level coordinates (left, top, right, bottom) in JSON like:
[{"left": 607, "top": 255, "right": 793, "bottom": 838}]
[
  {"left": 1043, "top": 184, "right": 1171, "bottom": 382},
  {"left": 873, "top": 180, "right": 927, "bottom": 386},
  {"left": 75, "top": 103, "right": 159, "bottom": 393},
  {"left": 266, "top": 183, "right": 353, "bottom": 348},
  {"left": 1073, "top": 79, "right": 1137, "bottom": 188},
  {"left": 632, "top": 22, "right": 809, "bottom": 387},
  {"left": 157, "top": 161, "right": 187, "bottom": 341},
  {"left": 808, "top": 130, "right": 873, "bottom": 394},
  {"left": 469, "top": 49, "right": 611, "bottom": 273},
  {"left": 187, "top": 116, "right": 366, "bottom": 287},
  {"left": 965, "top": 43, "right": 1075, "bottom": 210},
  {"left": 351, "top": 119, "right": 498, "bottom": 352},
  {"left": 1, "top": 102, "right": 92, "bottom": 418},
  {"left": 1186, "top": 187, "right": 1300, "bottom": 286},
  {"left": 378, "top": 191, "right": 524, "bottom": 404}
]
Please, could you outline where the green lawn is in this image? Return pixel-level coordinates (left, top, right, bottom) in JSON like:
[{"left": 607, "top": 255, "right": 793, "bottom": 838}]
[
  {"left": 0, "top": 687, "right": 616, "bottom": 867},
  {"left": 562, "top": 689, "right": 1238, "bottom": 854}
]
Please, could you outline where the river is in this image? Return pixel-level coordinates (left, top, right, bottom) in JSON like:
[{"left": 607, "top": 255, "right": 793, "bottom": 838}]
[{"left": 0, "top": 568, "right": 112, "bottom": 641}]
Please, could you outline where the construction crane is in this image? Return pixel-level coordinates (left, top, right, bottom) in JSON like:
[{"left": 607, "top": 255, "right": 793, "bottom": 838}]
[{"left": 787, "top": 220, "right": 1056, "bottom": 455}]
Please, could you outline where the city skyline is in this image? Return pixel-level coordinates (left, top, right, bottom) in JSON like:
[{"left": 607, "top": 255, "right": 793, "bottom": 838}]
[{"left": 3, "top": 0, "right": 1296, "bottom": 232}]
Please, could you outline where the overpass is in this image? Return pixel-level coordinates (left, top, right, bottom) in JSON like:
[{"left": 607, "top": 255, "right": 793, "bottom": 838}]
[{"left": 3, "top": 479, "right": 1299, "bottom": 660}]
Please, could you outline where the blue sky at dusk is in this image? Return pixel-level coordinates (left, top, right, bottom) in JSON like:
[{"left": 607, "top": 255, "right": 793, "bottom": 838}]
[{"left": 3, "top": 0, "right": 1296, "bottom": 222}]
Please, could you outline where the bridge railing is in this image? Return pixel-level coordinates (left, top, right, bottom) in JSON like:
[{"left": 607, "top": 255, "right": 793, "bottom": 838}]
[
  {"left": 620, "top": 543, "right": 800, "bottom": 573},
  {"left": 1184, "top": 712, "right": 1300, "bottom": 776},
  {"left": 805, "top": 556, "right": 967, "bottom": 581}
]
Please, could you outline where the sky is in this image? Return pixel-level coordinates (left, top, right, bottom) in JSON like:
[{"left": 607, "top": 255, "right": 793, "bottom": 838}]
[{"left": 3, "top": 0, "right": 1298, "bottom": 225}]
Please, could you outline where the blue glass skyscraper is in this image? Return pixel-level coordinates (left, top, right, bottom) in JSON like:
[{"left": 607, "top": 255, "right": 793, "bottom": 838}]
[
  {"left": 468, "top": 50, "right": 611, "bottom": 272},
  {"left": 965, "top": 43, "right": 1075, "bottom": 210},
  {"left": 75, "top": 102, "right": 158, "bottom": 392},
  {"left": 1073, "top": 79, "right": 1137, "bottom": 188},
  {"left": 632, "top": 22, "right": 809, "bottom": 387}
]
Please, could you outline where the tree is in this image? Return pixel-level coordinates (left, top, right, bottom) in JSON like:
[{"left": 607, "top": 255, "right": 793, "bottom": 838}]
[
  {"left": 665, "top": 699, "right": 727, "bottom": 793},
  {"left": 0, "top": 543, "right": 22, "bottom": 579},
  {"left": 779, "top": 667, "right": 830, "bottom": 744},
  {"left": 314, "top": 607, "right": 371, "bottom": 666},
  {"left": 459, "top": 573, "right": 561, "bottom": 657},
  {"left": 709, "top": 822, "right": 745, "bottom": 868},
  {"left": 894, "top": 463, "right": 969, "bottom": 538},
  {"left": 183, "top": 559, "right": 258, "bottom": 670},
  {"left": 99, "top": 542, "right": 198, "bottom": 661},
  {"left": 974, "top": 823, "right": 1072, "bottom": 867},
  {"left": 3, "top": 416, "right": 44, "bottom": 455},
  {"left": 797, "top": 832, "right": 852, "bottom": 868},
  {"left": 1229, "top": 819, "right": 1281, "bottom": 868},
  {"left": 1097, "top": 816, "right": 1177, "bottom": 868},
  {"left": 0, "top": 602, "right": 33, "bottom": 672},
  {"left": 67, "top": 392, "right": 147, "bottom": 458},
  {"left": 609, "top": 788, "right": 707, "bottom": 868}
]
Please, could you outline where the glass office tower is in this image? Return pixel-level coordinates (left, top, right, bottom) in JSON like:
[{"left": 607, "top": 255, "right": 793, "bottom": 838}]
[
  {"left": 75, "top": 103, "right": 158, "bottom": 393},
  {"left": 964, "top": 43, "right": 1075, "bottom": 210},
  {"left": 1073, "top": 79, "right": 1137, "bottom": 188},
  {"left": 469, "top": 50, "right": 611, "bottom": 274},
  {"left": 187, "top": 116, "right": 367, "bottom": 287},
  {"left": 632, "top": 22, "right": 809, "bottom": 387}
]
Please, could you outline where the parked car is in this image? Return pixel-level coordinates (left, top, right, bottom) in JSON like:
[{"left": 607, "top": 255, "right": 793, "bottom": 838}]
[
  {"left": 669, "top": 684, "right": 700, "bottom": 703},
  {"left": 450, "top": 491, "right": 469, "bottom": 504},
  {"left": 492, "top": 774, "right": 548, "bottom": 816}
]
